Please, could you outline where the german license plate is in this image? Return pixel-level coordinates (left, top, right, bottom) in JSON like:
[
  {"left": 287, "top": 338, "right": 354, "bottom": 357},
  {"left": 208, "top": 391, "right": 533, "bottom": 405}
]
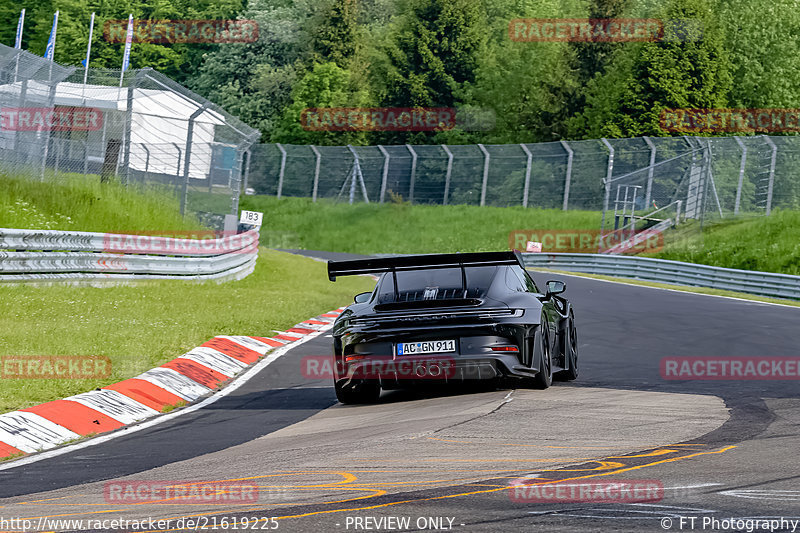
[{"left": 397, "top": 340, "right": 456, "bottom": 356}]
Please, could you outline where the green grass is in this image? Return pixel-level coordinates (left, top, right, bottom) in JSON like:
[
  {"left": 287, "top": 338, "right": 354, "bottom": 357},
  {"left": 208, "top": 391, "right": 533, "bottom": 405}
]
[
  {"left": 653, "top": 210, "right": 800, "bottom": 275},
  {"left": 240, "top": 196, "right": 602, "bottom": 254},
  {"left": 0, "top": 175, "right": 373, "bottom": 413},
  {"left": 0, "top": 249, "right": 373, "bottom": 413},
  {"left": 0, "top": 174, "right": 204, "bottom": 233}
]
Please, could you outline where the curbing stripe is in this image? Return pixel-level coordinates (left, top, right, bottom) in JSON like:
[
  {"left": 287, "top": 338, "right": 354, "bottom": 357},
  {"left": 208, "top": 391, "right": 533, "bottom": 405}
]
[
  {"left": 22, "top": 400, "right": 124, "bottom": 435},
  {"left": 201, "top": 338, "right": 263, "bottom": 364},
  {"left": 136, "top": 367, "right": 211, "bottom": 401},
  {"left": 0, "top": 308, "right": 344, "bottom": 461},
  {"left": 177, "top": 349, "right": 246, "bottom": 378},
  {"left": 103, "top": 379, "right": 184, "bottom": 412},
  {"left": 66, "top": 389, "right": 160, "bottom": 425},
  {"left": 0, "top": 441, "right": 22, "bottom": 457},
  {"left": 161, "top": 359, "right": 229, "bottom": 389},
  {"left": 0, "top": 412, "right": 81, "bottom": 453}
]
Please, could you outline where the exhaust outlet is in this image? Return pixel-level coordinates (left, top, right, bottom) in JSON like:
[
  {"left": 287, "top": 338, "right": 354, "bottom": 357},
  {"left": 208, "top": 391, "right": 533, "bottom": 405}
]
[{"left": 428, "top": 364, "right": 441, "bottom": 377}]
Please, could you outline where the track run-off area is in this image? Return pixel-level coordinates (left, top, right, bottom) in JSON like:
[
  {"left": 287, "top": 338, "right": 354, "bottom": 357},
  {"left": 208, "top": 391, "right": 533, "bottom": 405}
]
[{"left": 1, "top": 253, "right": 799, "bottom": 533}]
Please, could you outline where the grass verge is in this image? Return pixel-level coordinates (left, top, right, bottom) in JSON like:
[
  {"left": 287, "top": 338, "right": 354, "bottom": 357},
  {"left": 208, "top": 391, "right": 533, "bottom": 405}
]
[
  {"left": 0, "top": 173, "right": 203, "bottom": 233},
  {"left": 240, "top": 195, "right": 602, "bottom": 254},
  {"left": 0, "top": 249, "right": 374, "bottom": 413}
]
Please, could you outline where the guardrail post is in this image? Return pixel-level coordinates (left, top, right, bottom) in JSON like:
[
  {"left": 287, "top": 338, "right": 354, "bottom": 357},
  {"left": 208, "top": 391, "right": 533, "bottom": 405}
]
[
  {"left": 310, "top": 145, "right": 321, "bottom": 202},
  {"left": 560, "top": 140, "right": 573, "bottom": 210},
  {"left": 442, "top": 144, "right": 454, "bottom": 205},
  {"left": 478, "top": 143, "right": 490, "bottom": 206},
  {"left": 406, "top": 144, "right": 417, "bottom": 203},
  {"left": 276, "top": 143, "right": 287, "bottom": 199},
  {"left": 733, "top": 136, "right": 747, "bottom": 215},
  {"left": 378, "top": 145, "right": 390, "bottom": 203},
  {"left": 763, "top": 136, "right": 777, "bottom": 215},
  {"left": 643, "top": 136, "right": 656, "bottom": 208},
  {"left": 520, "top": 143, "right": 532, "bottom": 208}
]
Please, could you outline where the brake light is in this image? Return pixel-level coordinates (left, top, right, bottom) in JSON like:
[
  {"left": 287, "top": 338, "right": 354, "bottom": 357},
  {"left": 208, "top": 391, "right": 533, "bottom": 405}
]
[
  {"left": 345, "top": 355, "right": 367, "bottom": 362},
  {"left": 491, "top": 346, "right": 519, "bottom": 352}
]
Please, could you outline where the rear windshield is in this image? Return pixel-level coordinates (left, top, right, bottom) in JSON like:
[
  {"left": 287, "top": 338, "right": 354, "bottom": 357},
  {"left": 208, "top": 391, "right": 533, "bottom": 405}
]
[{"left": 376, "top": 266, "right": 498, "bottom": 304}]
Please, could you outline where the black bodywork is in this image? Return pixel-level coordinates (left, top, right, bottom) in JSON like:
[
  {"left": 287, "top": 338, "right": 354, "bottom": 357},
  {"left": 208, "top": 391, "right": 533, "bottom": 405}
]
[{"left": 327, "top": 251, "right": 578, "bottom": 403}]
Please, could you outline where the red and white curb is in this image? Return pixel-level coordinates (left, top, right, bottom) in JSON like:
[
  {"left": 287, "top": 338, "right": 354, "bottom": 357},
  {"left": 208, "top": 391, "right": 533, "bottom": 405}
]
[{"left": 0, "top": 307, "right": 345, "bottom": 463}]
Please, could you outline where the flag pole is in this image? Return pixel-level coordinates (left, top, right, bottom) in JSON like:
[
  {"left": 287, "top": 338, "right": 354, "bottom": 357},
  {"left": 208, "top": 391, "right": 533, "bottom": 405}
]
[
  {"left": 82, "top": 12, "right": 95, "bottom": 102},
  {"left": 13, "top": 8, "right": 25, "bottom": 83},
  {"left": 119, "top": 14, "right": 133, "bottom": 89},
  {"left": 45, "top": 11, "right": 59, "bottom": 82}
]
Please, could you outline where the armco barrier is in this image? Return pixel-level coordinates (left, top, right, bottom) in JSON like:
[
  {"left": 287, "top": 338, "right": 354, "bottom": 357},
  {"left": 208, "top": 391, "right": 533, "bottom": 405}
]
[
  {"left": 523, "top": 253, "right": 800, "bottom": 300},
  {"left": 0, "top": 228, "right": 259, "bottom": 285}
]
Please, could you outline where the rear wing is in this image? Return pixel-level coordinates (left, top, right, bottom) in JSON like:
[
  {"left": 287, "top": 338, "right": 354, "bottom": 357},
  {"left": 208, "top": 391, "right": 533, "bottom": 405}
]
[{"left": 327, "top": 251, "right": 524, "bottom": 281}]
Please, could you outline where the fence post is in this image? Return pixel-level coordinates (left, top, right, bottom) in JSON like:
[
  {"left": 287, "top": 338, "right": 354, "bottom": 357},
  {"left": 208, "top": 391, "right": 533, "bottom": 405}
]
[
  {"left": 478, "top": 143, "right": 490, "bottom": 206},
  {"left": 519, "top": 144, "right": 532, "bottom": 208},
  {"left": 763, "top": 135, "right": 777, "bottom": 215},
  {"left": 442, "top": 145, "right": 453, "bottom": 205},
  {"left": 406, "top": 144, "right": 417, "bottom": 203},
  {"left": 733, "top": 136, "right": 747, "bottom": 215},
  {"left": 180, "top": 103, "right": 209, "bottom": 216},
  {"left": 378, "top": 145, "right": 389, "bottom": 203},
  {"left": 276, "top": 143, "right": 287, "bottom": 199},
  {"left": 39, "top": 83, "right": 57, "bottom": 181},
  {"left": 242, "top": 148, "right": 252, "bottom": 196},
  {"left": 560, "top": 140, "right": 573, "bottom": 210},
  {"left": 599, "top": 138, "right": 614, "bottom": 236},
  {"left": 121, "top": 72, "right": 138, "bottom": 187},
  {"left": 643, "top": 136, "right": 656, "bottom": 208},
  {"left": 141, "top": 143, "right": 150, "bottom": 183},
  {"left": 310, "top": 145, "right": 322, "bottom": 202}
]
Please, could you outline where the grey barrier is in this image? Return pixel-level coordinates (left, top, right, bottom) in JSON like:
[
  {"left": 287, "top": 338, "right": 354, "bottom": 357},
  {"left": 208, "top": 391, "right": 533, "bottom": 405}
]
[
  {"left": 0, "top": 228, "right": 259, "bottom": 285},
  {"left": 523, "top": 252, "right": 800, "bottom": 300}
]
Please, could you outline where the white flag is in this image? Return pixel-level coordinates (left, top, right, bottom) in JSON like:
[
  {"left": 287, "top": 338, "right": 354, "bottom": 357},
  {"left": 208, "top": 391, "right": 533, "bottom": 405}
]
[
  {"left": 121, "top": 14, "right": 133, "bottom": 72},
  {"left": 44, "top": 11, "right": 58, "bottom": 60},
  {"left": 14, "top": 9, "right": 25, "bottom": 49}
]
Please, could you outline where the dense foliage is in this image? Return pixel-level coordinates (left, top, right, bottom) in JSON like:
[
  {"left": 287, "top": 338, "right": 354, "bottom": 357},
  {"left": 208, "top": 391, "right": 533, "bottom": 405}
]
[{"left": 3, "top": 0, "right": 799, "bottom": 145}]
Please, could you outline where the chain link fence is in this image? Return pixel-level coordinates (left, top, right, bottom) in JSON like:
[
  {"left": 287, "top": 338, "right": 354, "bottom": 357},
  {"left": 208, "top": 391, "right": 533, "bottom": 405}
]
[
  {"left": 0, "top": 43, "right": 260, "bottom": 230},
  {"left": 249, "top": 135, "right": 798, "bottom": 225}
]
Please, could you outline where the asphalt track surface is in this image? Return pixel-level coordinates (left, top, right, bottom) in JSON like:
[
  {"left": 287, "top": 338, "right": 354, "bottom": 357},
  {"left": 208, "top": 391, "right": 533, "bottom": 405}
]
[{"left": 1, "top": 250, "right": 800, "bottom": 533}]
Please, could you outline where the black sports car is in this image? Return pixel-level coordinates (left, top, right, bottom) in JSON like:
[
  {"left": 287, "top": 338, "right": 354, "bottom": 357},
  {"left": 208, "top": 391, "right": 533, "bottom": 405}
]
[{"left": 327, "top": 251, "right": 578, "bottom": 404}]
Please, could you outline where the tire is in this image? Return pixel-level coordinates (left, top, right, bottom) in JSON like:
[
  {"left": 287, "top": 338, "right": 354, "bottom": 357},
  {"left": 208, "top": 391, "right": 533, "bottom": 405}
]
[
  {"left": 555, "top": 311, "right": 579, "bottom": 381},
  {"left": 530, "top": 324, "right": 553, "bottom": 389},
  {"left": 334, "top": 380, "right": 381, "bottom": 404}
]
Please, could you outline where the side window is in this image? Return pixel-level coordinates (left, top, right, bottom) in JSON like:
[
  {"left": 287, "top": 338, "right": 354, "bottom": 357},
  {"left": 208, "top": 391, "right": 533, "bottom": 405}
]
[
  {"left": 511, "top": 266, "right": 539, "bottom": 293},
  {"left": 504, "top": 267, "right": 526, "bottom": 292}
]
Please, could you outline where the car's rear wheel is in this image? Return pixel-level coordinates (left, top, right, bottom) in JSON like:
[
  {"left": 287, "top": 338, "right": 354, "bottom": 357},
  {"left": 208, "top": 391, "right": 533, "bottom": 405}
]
[
  {"left": 334, "top": 380, "right": 381, "bottom": 404},
  {"left": 555, "top": 310, "right": 578, "bottom": 381},
  {"left": 530, "top": 324, "right": 552, "bottom": 389}
]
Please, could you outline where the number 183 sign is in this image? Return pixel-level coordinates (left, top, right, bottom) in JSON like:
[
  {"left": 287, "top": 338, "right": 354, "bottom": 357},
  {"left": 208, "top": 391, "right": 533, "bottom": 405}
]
[{"left": 239, "top": 210, "right": 263, "bottom": 226}]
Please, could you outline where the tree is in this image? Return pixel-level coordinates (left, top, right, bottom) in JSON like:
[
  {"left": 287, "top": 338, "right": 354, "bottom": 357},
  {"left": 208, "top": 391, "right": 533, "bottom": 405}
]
[
  {"left": 272, "top": 61, "right": 371, "bottom": 145},
  {"left": 572, "top": 0, "right": 732, "bottom": 138},
  {"left": 309, "top": 0, "right": 361, "bottom": 68}
]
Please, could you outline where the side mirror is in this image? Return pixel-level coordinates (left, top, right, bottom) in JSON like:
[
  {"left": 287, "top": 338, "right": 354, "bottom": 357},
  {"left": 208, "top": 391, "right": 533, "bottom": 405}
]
[
  {"left": 545, "top": 280, "right": 566, "bottom": 297},
  {"left": 354, "top": 292, "right": 372, "bottom": 304}
]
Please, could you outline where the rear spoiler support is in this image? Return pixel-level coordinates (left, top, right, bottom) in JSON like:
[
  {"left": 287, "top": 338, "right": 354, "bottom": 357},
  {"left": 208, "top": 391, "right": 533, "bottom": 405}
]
[{"left": 327, "top": 251, "right": 525, "bottom": 283}]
